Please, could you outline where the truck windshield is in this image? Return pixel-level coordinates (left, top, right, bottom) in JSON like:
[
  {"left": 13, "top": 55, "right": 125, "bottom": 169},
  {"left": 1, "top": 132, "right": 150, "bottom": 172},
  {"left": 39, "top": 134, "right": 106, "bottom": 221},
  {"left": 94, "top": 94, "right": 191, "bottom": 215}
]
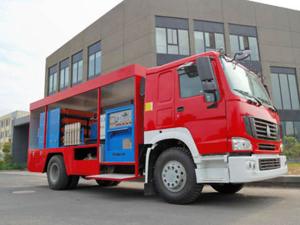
[{"left": 221, "top": 58, "right": 272, "bottom": 106}]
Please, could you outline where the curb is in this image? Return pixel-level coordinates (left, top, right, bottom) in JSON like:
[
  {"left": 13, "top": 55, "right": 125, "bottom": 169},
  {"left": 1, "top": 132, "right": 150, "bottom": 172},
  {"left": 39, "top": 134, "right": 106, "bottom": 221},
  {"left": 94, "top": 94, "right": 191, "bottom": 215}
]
[
  {"left": 1, "top": 171, "right": 299, "bottom": 188},
  {"left": 0, "top": 170, "right": 45, "bottom": 177},
  {"left": 247, "top": 175, "right": 300, "bottom": 188}
]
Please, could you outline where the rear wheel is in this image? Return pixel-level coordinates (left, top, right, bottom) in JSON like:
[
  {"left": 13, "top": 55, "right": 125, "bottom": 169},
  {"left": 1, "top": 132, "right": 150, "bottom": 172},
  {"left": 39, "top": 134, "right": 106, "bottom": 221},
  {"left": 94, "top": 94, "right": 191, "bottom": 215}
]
[
  {"left": 154, "top": 147, "right": 203, "bottom": 204},
  {"left": 211, "top": 183, "right": 244, "bottom": 194},
  {"left": 96, "top": 180, "right": 120, "bottom": 187},
  {"left": 47, "top": 155, "right": 69, "bottom": 190}
]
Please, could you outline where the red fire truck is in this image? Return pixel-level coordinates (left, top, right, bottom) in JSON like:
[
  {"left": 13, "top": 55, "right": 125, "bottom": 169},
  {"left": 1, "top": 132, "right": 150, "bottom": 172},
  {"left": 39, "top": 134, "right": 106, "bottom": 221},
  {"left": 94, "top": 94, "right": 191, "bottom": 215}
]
[{"left": 28, "top": 51, "right": 287, "bottom": 204}]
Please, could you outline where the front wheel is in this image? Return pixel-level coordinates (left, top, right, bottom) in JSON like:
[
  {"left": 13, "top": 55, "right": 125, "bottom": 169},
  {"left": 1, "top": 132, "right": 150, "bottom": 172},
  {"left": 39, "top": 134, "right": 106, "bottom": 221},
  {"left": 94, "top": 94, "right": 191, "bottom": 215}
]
[
  {"left": 211, "top": 183, "right": 244, "bottom": 194},
  {"left": 154, "top": 147, "right": 203, "bottom": 204}
]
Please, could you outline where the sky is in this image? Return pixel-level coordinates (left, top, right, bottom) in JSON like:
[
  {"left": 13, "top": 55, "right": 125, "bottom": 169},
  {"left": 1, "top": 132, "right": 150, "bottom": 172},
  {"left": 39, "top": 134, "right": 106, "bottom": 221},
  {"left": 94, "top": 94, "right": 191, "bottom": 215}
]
[{"left": 0, "top": 0, "right": 299, "bottom": 116}]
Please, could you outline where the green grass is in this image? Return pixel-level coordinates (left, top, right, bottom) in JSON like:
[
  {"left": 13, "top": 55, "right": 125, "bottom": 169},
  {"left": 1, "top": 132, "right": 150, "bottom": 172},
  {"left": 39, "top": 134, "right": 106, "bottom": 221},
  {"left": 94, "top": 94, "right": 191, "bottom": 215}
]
[
  {"left": 0, "top": 161, "right": 26, "bottom": 171},
  {"left": 288, "top": 163, "right": 300, "bottom": 175}
]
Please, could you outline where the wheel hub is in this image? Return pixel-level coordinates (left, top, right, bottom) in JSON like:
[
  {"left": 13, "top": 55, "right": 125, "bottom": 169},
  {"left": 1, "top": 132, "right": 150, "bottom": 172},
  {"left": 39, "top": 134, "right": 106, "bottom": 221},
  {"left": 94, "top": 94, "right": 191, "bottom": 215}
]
[
  {"left": 49, "top": 163, "right": 59, "bottom": 183},
  {"left": 161, "top": 160, "right": 187, "bottom": 192}
]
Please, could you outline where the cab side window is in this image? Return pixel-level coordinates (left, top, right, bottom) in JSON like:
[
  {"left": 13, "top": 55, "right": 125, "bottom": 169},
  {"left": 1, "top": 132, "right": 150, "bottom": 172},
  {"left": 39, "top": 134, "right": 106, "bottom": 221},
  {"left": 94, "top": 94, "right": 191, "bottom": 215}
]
[{"left": 178, "top": 67, "right": 203, "bottom": 98}]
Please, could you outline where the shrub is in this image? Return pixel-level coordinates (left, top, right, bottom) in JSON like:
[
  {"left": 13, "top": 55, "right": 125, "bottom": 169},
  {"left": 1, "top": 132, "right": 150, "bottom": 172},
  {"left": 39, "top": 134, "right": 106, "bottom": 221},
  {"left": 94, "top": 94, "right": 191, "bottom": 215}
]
[
  {"left": 1, "top": 142, "right": 12, "bottom": 164},
  {"left": 0, "top": 142, "right": 25, "bottom": 170},
  {"left": 283, "top": 136, "right": 300, "bottom": 160}
]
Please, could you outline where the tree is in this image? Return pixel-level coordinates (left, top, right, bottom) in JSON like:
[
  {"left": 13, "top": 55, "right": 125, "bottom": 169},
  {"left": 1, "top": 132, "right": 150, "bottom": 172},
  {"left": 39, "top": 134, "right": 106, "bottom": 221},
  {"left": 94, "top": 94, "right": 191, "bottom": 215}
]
[
  {"left": 283, "top": 136, "right": 300, "bottom": 160},
  {"left": 2, "top": 142, "right": 12, "bottom": 164}
]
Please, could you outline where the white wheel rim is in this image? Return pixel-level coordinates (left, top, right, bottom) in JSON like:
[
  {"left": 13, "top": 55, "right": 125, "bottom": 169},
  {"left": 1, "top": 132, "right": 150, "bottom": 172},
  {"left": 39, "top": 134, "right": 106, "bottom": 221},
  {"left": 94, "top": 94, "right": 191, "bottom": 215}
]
[{"left": 161, "top": 160, "right": 187, "bottom": 192}]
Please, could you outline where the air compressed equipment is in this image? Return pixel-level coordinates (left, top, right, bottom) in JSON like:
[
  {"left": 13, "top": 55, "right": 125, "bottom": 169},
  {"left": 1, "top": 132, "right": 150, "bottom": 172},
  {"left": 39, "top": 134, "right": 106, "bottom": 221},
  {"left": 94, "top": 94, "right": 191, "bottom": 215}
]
[
  {"left": 38, "top": 108, "right": 96, "bottom": 149},
  {"left": 104, "top": 105, "right": 135, "bottom": 162}
]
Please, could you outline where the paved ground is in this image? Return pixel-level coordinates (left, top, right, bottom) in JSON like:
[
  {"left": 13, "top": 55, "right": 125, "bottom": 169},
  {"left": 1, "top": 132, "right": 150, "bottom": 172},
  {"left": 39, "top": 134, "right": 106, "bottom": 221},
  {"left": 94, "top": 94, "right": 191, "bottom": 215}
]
[{"left": 0, "top": 171, "right": 299, "bottom": 225}]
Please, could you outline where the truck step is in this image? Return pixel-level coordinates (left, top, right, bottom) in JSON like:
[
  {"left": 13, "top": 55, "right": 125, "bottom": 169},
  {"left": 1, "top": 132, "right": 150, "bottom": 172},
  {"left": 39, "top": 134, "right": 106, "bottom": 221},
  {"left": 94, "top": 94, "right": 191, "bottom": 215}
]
[{"left": 86, "top": 173, "right": 139, "bottom": 181}]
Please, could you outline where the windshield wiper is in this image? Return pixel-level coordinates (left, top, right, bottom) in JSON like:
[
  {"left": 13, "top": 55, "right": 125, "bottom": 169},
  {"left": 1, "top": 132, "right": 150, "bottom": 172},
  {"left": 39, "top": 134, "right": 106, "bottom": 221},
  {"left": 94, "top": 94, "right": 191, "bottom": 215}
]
[
  {"left": 256, "top": 96, "right": 278, "bottom": 112},
  {"left": 256, "top": 96, "right": 271, "bottom": 106},
  {"left": 268, "top": 106, "right": 278, "bottom": 113},
  {"left": 233, "top": 89, "right": 262, "bottom": 106},
  {"left": 266, "top": 103, "right": 278, "bottom": 113}
]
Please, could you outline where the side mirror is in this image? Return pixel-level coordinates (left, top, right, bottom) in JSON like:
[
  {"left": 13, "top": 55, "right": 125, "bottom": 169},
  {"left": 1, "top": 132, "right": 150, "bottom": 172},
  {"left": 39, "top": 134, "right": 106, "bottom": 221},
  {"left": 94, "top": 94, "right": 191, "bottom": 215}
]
[
  {"left": 202, "top": 80, "right": 217, "bottom": 93},
  {"left": 196, "top": 56, "right": 215, "bottom": 81},
  {"left": 203, "top": 80, "right": 218, "bottom": 107},
  {"left": 233, "top": 49, "right": 251, "bottom": 61},
  {"left": 196, "top": 57, "right": 218, "bottom": 108}
]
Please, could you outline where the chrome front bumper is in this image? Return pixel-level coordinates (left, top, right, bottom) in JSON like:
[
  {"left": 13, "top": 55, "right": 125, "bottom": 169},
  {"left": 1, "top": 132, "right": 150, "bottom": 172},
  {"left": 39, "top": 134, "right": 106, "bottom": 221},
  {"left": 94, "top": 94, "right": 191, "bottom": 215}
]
[
  {"left": 228, "top": 154, "right": 287, "bottom": 183},
  {"left": 195, "top": 154, "right": 288, "bottom": 184}
]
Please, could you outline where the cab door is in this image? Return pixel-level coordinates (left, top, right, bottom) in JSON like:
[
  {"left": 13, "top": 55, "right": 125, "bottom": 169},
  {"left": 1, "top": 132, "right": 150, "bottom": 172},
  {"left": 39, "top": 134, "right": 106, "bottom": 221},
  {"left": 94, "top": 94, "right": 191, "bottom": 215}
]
[{"left": 174, "top": 57, "right": 227, "bottom": 155}]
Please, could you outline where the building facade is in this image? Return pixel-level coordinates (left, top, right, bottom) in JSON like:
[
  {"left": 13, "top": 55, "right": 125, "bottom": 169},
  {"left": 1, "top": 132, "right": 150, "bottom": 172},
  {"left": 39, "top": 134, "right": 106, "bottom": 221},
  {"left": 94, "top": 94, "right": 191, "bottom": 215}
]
[
  {"left": 44, "top": 0, "right": 300, "bottom": 139},
  {"left": 0, "top": 111, "right": 29, "bottom": 159},
  {"left": 0, "top": 111, "right": 29, "bottom": 145},
  {"left": 11, "top": 115, "right": 30, "bottom": 165}
]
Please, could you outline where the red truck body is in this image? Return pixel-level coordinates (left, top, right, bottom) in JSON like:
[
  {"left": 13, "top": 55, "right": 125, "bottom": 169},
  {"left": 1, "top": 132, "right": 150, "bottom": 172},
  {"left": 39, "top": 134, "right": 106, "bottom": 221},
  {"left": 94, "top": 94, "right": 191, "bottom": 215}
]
[{"left": 28, "top": 51, "right": 287, "bottom": 204}]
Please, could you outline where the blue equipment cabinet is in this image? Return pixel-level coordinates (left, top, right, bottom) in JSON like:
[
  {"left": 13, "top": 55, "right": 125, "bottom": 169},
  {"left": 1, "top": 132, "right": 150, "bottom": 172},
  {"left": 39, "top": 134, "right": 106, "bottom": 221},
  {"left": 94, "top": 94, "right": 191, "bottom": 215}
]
[
  {"left": 38, "top": 112, "right": 45, "bottom": 149},
  {"left": 90, "top": 123, "right": 97, "bottom": 140},
  {"left": 104, "top": 105, "right": 135, "bottom": 162},
  {"left": 38, "top": 108, "right": 61, "bottom": 149},
  {"left": 46, "top": 108, "right": 61, "bottom": 148}
]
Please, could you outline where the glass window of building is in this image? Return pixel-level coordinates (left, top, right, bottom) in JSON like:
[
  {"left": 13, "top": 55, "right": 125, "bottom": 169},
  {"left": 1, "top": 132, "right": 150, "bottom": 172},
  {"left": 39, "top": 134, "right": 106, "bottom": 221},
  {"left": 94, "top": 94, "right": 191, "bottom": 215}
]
[
  {"left": 48, "top": 65, "right": 58, "bottom": 95},
  {"left": 88, "top": 42, "right": 101, "bottom": 79},
  {"left": 155, "top": 27, "right": 189, "bottom": 55},
  {"left": 72, "top": 51, "right": 83, "bottom": 85},
  {"left": 155, "top": 16, "right": 190, "bottom": 56},
  {"left": 229, "top": 24, "right": 260, "bottom": 61},
  {"left": 194, "top": 20, "right": 225, "bottom": 54},
  {"left": 156, "top": 28, "right": 167, "bottom": 54},
  {"left": 59, "top": 58, "right": 70, "bottom": 90},
  {"left": 282, "top": 121, "right": 300, "bottom": 140},
  {"left": 270, "top": 67, "right": 300, "bottom": 110}
]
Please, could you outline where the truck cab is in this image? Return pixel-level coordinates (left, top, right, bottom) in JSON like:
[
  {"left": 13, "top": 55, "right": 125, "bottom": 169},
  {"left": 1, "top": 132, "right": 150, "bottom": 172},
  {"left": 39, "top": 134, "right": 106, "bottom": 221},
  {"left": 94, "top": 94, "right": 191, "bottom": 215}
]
[{"left": 143, "top": 51, "right": 287, "bottom": 202}]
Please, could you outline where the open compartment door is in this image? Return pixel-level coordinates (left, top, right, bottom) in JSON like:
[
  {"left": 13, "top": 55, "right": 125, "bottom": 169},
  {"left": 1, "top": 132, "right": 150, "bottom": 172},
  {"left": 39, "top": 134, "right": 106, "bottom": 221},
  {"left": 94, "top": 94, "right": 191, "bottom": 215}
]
[{"left": 90, "top": 75, "right": 144, "bottom": 179}]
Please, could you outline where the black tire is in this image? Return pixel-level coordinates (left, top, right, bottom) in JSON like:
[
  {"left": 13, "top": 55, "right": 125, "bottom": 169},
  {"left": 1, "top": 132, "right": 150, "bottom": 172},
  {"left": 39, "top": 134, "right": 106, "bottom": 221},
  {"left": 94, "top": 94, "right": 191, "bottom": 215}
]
[
  {"left": 96, "top": 180, "right": 120, "bottom": 187},
  {"left": 47, "top": 155, "right": 69, "bottom": 190},
  {"left": 211, "top": 183, "right": 244, "bottom": 194},
  {"left": 67, "top": 176, "right": 80, "bottom": 189},
  {"left": 154, "top": 147, "right": 203, "bottom": 204}
]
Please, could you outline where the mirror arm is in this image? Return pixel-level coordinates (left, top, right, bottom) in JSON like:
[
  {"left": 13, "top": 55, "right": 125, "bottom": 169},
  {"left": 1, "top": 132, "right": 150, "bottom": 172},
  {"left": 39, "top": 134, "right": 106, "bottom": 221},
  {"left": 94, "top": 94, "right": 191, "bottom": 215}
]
[
  {"left": 207, "top": 101, "right": 218, "bottom": 109},
  {"left": 264, "top": 84, "right": 271, "bottom": 97}
]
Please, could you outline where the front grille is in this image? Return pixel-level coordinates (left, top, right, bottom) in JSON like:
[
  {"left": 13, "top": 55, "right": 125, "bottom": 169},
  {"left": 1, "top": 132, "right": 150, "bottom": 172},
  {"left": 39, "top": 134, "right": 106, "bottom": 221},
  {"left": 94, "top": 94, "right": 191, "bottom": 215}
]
[
  {"left": 250, "top": 118, "right": 279, "bottom": 141},
  {"left": 259, "top": 158, "right": 280, "bottom": 171},
  {"left": 258, "top": 144, "right": 276, "bottom": 151}
]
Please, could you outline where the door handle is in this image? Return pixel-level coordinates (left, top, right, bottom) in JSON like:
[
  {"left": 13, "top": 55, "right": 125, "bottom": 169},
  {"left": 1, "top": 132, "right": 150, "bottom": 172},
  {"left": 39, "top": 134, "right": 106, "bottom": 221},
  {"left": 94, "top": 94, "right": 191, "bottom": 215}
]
[{"left": 177, "top": 106, "right": 184, "bottom": 112}]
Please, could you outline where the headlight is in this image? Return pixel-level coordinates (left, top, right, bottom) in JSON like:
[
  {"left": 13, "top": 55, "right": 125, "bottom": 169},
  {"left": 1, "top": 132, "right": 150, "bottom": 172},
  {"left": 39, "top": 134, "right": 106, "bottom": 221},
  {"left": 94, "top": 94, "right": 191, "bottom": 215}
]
[
  {"left": 280, "top": 143, "right": 283, "bottom": 152},
  {"left": 232, "top": 137, "right": 252, "bottom": 151}
]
